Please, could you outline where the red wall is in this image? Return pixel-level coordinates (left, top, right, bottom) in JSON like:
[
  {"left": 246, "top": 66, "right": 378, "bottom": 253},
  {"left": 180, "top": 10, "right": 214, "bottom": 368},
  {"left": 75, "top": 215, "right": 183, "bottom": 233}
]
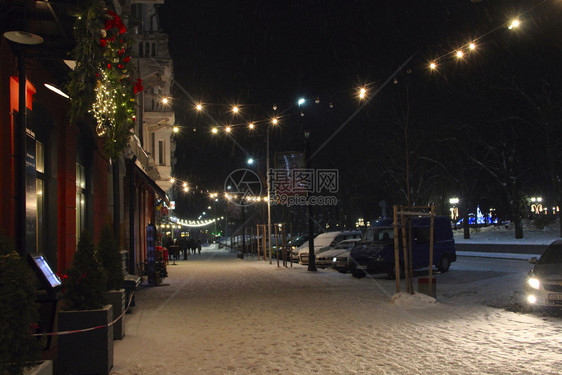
[{"left": 0, "top": 39, "right": 16, "bottom": 240}]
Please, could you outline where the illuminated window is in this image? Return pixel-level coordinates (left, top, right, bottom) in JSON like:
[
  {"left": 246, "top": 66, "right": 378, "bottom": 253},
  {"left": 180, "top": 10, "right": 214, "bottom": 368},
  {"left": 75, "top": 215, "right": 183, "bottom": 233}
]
[
  {"left": 36, "top": 141, "right": 44, "bottom": 173},
  {"left": 76, "top": 163, "right": 86, "bottom": 243},
  {"left": 36, "top": 141, "right": 45, "bottom": 251},
  {"left": 36, "top": 179, "right": 44, "bottom": 250}
]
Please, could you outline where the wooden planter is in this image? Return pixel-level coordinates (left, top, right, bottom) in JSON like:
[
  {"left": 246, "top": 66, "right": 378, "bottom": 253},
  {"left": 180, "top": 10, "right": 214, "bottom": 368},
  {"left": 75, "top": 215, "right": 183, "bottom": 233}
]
[
  {"left": 105, "top": 289, "right": 126, "bottom": 340},
  {"left": 57, "top": 305, "right": 113, "bottom": 375}
]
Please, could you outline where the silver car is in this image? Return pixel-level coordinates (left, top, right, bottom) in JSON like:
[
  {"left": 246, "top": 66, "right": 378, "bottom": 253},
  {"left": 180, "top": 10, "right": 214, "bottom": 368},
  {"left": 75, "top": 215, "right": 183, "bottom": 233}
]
[{"left": 316, "top": 239, "right": 359, "bottom": 269}]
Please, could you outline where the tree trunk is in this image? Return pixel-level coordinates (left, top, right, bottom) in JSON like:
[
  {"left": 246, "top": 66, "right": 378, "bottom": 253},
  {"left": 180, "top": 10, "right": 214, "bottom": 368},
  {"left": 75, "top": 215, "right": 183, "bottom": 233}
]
[
  {"left": 463, "top": 205, "right": 470, "bottom": 240},
  {"left": 513, "top": 214, "right": 523, "bottom": 239}
]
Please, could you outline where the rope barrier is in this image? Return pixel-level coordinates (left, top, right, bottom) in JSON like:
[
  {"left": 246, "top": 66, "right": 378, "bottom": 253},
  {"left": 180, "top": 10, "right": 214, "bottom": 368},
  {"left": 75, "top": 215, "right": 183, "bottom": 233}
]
[{"left": 33, "top": 289, "right": 136, "bottom": 337}]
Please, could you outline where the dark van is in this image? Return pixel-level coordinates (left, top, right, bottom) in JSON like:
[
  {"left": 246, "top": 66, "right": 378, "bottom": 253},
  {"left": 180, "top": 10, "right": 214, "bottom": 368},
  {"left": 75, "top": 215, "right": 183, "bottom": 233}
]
[{"left": 348, "top": 216, "right": 456, "bottom": 278}]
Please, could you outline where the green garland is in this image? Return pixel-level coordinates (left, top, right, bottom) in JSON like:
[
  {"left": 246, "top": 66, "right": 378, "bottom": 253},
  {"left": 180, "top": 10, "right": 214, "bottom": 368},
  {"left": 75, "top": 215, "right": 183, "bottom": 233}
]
[{"left": 67, "top": 0, "right": 143, "bottom": 159}]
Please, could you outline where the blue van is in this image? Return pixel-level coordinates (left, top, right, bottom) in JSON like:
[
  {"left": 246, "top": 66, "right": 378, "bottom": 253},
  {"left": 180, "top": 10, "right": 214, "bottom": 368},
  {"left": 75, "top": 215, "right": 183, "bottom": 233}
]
[{"left": 348, "top": 216, "right": 456, "bottom": 278}]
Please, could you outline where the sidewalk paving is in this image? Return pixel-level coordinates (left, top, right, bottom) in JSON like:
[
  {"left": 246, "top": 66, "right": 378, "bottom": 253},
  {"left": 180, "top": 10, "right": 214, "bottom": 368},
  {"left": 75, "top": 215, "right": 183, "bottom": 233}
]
[{"left": 109, "top": 246, "right": 561, "bottom": 375}]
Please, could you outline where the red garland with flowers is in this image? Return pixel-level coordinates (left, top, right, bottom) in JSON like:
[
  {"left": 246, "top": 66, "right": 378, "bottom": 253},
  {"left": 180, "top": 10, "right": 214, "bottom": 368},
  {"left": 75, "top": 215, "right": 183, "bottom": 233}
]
[{"left": 68, "top": 1, "right": 144, "bottom": 159}]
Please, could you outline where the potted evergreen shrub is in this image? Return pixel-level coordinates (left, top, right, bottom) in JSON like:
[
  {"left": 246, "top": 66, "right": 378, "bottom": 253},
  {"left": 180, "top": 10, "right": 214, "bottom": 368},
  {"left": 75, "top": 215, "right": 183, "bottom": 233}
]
[
  {"left": 58, "top": 231, "right": 113, "bottom": 375},
  {"left": 97, "top": 223, "right": 126, "bottom": 339},
  {"left": 0, "top": 233, "right": 44, "bottom": 375}
]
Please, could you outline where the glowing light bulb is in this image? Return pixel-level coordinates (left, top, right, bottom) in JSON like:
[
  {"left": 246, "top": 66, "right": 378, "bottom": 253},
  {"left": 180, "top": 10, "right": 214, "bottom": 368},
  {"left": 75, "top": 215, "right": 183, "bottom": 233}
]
[
  {"left": 170, "top": 178, "right": 175, "bottom": 183},
  {"left": 196, "top": 103, "right": 203, "bottom": 111},
  {"left": 211, "top": 127, "right": 218, "bottom": 134},
  {"left": 232, "top": 106, "right": 239, "bottom": 114},
  {"left": 225, "top": 126, "right": 232, "bottom": 133},
  {"left": 162, "top": 97, "right": 169, "bottom": 104},
  {"left": 248, "top": 123, "right": 255, "bottom": 129},
  {"left": 359, "top": 87, "right": 367, "bottom": 99},
  {"left": 429, "top": 62, "right": 437, "bottom": 70},
  {"left": 456, "top": 50, "right": 464, "bottom": 58},
  {"left": 172, "top": 126, "right": 179, "bottom": 133},
  {"left": 469, "top": 42, "right": 476, "bottom": 50},
  {"left": 508, "top": 19, "right": 520, "bottom": 30},
  {"left": 272, "top": 118, "right": 279, "bottom": 125}
]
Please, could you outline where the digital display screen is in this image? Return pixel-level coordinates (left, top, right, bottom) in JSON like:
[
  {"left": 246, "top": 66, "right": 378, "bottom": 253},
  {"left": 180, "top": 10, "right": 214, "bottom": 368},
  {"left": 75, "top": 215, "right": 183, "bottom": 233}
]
[{"left": 30, "top": 255, "right": 61, "bottom": 288}]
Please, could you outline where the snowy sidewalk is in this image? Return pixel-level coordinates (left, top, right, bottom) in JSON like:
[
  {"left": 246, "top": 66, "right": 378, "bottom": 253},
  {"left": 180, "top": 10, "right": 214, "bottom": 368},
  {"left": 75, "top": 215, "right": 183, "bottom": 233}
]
[
  {"left": 456, "top": 251, "right": 537, "bottom": 260},
  {"left": 111, "top": 250, "right": 561, "bottom": 375}
]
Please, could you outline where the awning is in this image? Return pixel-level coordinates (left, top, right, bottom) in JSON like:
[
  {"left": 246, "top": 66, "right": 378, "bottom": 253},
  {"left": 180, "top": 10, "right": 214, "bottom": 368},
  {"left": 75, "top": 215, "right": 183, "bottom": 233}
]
[{"left": 133, "top": 160, "right": 169, "bottom": 204}]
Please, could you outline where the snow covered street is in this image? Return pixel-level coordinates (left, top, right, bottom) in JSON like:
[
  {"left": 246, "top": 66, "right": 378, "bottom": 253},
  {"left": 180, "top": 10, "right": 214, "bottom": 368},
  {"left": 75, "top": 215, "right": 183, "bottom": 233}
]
[{"left": 112, "top": 245, "right": 561, "bottom": 375}]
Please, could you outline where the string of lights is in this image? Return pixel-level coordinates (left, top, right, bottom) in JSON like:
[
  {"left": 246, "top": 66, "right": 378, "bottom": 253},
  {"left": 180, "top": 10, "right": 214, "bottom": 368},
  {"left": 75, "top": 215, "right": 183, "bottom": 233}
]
[
  {"left": 169, "top": 0, "right": 548, "bottom": 132},
  {"left": 164, "top": 0, "right": 552, "bottom": 196}
]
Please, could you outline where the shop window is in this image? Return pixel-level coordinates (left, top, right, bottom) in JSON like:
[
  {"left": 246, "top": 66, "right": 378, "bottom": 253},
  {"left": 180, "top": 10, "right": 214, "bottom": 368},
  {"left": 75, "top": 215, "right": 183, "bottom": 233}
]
[
  {"left": 76, "top": 163, "right": 86, "bottom": 243},
  {"left": 36, "top": 141, "right": 45, "bottom": 251},
  {"left": 158, "top": 140, "right": 164, "bottom": 165},
  {"left": 36, "top": 141, "right": 44, "bottom": 173},
  {"left": 139, "top": 42, "right": 143, "bottom": 57},
  {"left": 36, "top": 179, "right": 44, "bottom": 250}
]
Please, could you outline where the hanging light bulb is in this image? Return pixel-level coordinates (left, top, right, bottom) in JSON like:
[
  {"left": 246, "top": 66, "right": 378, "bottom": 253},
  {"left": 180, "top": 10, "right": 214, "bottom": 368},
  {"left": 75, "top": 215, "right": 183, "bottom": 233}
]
[
  {"left": 508, "top": 19, "right": 520, "bottom": 30},
  {"left": 96, "top": 123, "right": 106, "bottom": 136},
  {"left": 358, "top": 87, "right": 367, "bottom": 100}
]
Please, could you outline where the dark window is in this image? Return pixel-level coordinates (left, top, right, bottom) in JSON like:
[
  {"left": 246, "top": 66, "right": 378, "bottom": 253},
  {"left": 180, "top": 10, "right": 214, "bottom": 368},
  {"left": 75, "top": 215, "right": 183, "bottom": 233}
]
[{"left": 538, "top": 244, "right": 562, "bottom": 264}]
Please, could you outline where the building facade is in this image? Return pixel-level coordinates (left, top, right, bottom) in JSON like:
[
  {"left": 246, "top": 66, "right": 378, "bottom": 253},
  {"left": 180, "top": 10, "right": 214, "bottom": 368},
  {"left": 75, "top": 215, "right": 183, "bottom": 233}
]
[{"left": 0, "top": 0, "right": 175, "bottom": 274}]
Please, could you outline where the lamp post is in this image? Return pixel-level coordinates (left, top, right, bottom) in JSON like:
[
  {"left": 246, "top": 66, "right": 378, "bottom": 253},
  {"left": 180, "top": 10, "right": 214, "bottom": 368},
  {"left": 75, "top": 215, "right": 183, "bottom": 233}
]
[
  {"left": 266, "top": 116, "right": 275, "bottom": 263},
  {"left": 299, "top": 98, "right": 317, "bottom": 272},
  {"left": 266, "top": 113, "right": 280, "bottom": 264}
]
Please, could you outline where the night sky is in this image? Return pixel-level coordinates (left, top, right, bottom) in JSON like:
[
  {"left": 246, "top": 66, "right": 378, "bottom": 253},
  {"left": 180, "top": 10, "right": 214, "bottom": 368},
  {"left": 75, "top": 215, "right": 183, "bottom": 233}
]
[{"left": 159, "top": 0, "right": 562, "bottom": 226}]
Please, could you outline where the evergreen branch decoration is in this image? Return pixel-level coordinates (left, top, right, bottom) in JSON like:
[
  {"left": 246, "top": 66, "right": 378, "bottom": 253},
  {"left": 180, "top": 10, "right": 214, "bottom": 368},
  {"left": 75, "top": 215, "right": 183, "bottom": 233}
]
[{"left": 67, "top": 0, "right": 143, "bottom": 159}]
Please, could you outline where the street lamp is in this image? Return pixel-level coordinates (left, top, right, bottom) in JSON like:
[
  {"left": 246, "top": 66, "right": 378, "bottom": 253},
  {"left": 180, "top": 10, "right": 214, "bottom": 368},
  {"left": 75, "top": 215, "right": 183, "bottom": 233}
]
[
  {"left": 299, "top": 97, "right": 317, "bottom": 272},
  {"left": 266, "top": 115, "right": 279, "bottom": 264}
]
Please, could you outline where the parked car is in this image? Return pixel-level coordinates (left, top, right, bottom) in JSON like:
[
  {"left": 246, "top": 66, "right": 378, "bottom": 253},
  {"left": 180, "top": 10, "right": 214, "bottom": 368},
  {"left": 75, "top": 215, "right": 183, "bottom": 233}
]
[
  {"left": 525, "top": 240, "right": 562, "bottom": 308},
  {"left": 297, "top": 231, "right": 361, "bottom": 265},
  {"left": 348, "top": 216, "right": 456, "bottom": 278},
  {"left": 315, "top": 238, "right": 360, "bottom": 269}
]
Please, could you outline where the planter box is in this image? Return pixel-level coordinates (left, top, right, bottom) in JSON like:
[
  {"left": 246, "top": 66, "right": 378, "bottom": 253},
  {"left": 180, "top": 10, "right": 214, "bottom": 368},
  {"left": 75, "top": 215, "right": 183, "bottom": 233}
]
[
  {"left": 23, "top": 360, "right": 53, "bottom": 375},
  {"left": 105, "top": 289, "right": 125, "bottom": 340},
  {"left": 58, "top": 305, "right": 113, "bottom": 375}
]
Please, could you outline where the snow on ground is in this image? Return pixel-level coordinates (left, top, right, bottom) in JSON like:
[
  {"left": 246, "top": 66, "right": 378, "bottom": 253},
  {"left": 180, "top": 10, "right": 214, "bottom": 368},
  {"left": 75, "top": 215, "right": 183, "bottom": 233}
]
[
  {"left": 453, "top": 218, "right": 561, "bottom": 245},
  {"left": 111, "top": 238, "right": 562, "bottom": 375}
]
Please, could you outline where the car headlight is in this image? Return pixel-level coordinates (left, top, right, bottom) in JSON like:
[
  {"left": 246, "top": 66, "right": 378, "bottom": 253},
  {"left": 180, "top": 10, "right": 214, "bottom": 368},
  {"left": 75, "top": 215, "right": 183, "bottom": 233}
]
[
  {"left": 527, "top": 295, "right": 537, "bottom": 304},
  {"left": 332, "top": 257, "right": 338, "bottom": 263},
  {"left": 527, "top": 277, "right": 540, "bottom": 290}
]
